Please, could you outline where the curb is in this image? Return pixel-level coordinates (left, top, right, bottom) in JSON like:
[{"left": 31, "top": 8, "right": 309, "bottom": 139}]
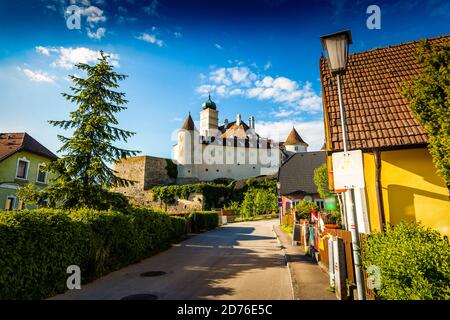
[{"left": 272, "top": 225, "right": 298, "bottom": 300}]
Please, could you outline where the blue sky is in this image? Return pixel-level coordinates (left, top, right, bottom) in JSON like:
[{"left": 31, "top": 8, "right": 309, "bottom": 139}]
[{"left": 0, "top": 0, "right": 449, "bottom": 157}]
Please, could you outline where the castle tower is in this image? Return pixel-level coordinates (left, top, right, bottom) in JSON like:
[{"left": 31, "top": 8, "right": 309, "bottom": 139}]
[
  {"left": 177, "top": 113, "right": 197, "bottom": 166},
  {"left": 284, "top": 127, "right": 308, "bottom": 153},
  {"left": 200, "top": 94, "right": 219, "bottom": 136}
]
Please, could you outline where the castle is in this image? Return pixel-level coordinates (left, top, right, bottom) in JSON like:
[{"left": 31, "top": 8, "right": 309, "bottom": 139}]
[
  {"left": 173, "top": 95, "right": 309, "bottom": 182},
  {"left": 113, "top": 95, "right": 310, "bottom": 203}
]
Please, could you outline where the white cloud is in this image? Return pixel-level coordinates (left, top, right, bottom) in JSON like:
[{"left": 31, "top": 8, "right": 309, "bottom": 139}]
[
  {"left": 87, "top": 27, "right": 106, "bottom": 39},
  {"left": 215, "top": 43, "right": 223, "bottom": 50},
  {"left": 18, "top": 67, "right": 56, "bottom": 84},
  {"left": 36, "top": 46, "right": 119, "bottom": 69},
  {"left": 264, "top": 61, "right": 272, "bottom": 70},
  {"left": 35, "top": 46, "right": 52, "bottom": 56},
  {"left": 255, "top": 120, "right": 324, "bottom": 150},
  {"left": 136, "top": 33, "right": 165, "bottom": 47},
  {"left": 174, "top": 31, "right": 183, "bottom": 38},
  {"left": 196, "top": 64, "right": 322, "bottom": 116},
  {"left": 79, "top": 5, "right": 106, "bottom": 26}
]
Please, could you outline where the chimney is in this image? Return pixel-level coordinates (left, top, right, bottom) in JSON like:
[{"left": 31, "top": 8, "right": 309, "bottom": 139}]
[
  {"left": 224, "top": 118, "right": 228, "bottom": 127},
  {"left": 250, "top": 116, "right": 255, "bottom": 129},
  {"left": 236, "top": 114, "right": 241, "bottom": 126}
]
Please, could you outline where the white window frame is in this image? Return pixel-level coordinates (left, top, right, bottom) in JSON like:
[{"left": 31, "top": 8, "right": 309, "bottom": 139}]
[
  {"left": 15, "top": 157, "right": 30, "bottom": 180},
  {"left": 36, "top": 163, "right": 48, "bottom": 184}
]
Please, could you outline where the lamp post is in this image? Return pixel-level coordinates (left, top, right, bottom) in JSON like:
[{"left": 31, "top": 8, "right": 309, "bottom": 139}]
[{"left": 320, "top": 30, "right": 365, "bottom": 300}]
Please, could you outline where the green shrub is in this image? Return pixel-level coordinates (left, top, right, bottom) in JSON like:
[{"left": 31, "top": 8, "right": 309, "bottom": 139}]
[
  {"left": 170, "top": 215, "right": 188, "bottom": 241},
  {"left": 295, "top": 200, "right": 319, "bottom": 220},
  {"left": 281, "top": 222, "right": 293, "bottom": 234},
  {"left": 151, "top": 182, "right": 235, "bottom": 210},
  {"left": 362, "top": 221, "right": 450, "bottom": 300},
  {"left": 234, "top": 213, "right": 278, "bottom": 222},
  {"left": 0, "top": 208, "right": 188, "bottom": 300},
  {"left": 188, "top": 211, "right": 219, "bottom": 233},
  {"left": 240, "top": 188, "right": 277, "bottom": 217},
  {"left": 0, "top": 209, "right": 91, "bottom": 299}
]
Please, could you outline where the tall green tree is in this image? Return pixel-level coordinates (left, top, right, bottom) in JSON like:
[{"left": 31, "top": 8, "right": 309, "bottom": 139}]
[
  {"left": 402, "top": 40, "right": 450, "bottom": 190},
  {"left": 40, "top": 51, "right": 138, "bottom": 209},
  {"left": 313, "top": 163, "right": 329, "bottom": 199}
]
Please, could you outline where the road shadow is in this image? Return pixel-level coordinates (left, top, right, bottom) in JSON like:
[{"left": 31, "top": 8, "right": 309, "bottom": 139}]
[{"left": 52, "top": 221, "right": 289, "bottom": 300}]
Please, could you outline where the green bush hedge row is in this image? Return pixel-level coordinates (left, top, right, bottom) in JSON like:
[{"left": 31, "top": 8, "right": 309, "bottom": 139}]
[
  {"left": 0, "top": 208, "right": 188, "bottom": 300},
  {"left": 362, "top": 221, "right": 450, "bottom": 300},
  {"left": 188, "top": 211, "right": 219, "bottom": 233}
]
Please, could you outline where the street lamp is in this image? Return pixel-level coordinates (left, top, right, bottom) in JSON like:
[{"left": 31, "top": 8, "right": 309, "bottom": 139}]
[
  {"left": 320, "top": 30, "right": 352, "bottom": 153},
  {"left": 320, "top": 30, "right": 366, "bottom": 300}
]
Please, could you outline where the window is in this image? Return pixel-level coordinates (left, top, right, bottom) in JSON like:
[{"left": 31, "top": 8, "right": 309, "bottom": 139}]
[
  {"left": 16, "top": 158, "right": 29, "bottom": 180},
  {"left": 36, "top": 163, "right": 47, "bottom": 183},
  {"left": 315, "top": 199, "right": 324, "bottom": 209},
  {"left": 5, "top": 196, "right": 15, "bottom": 210},
  {"left": 19, "top": 200, "right": 25, "bottom": 210}
]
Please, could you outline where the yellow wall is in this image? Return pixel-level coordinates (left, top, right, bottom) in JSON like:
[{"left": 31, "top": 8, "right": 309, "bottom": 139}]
[
  {"left": 363, "top": 148, "right": 450, "bottom": 237},
  {"left": 380, "top": 148, "right": 450, "bottom": 237}
]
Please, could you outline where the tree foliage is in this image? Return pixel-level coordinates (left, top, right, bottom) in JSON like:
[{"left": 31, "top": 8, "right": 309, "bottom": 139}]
[
  {"left": 313, "top": 163, "right": 329, "bottom": 199},
  {"left": 25, "top": 51, "right": 139, "bottom": 209},
  {"left": 402, "top": 40, "right": 450, "bottom": 187},
  {"left": 240, "top": 188, "right": 277, "bottom": 217}
]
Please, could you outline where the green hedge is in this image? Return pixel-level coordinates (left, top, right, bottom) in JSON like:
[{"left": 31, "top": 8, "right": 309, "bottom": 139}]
[
  {"left": 188, "top": 211, "right": 219, "bottom": 233},
  {"left": 0, "top": 208, "right": 188, "bottom": 300},
  {"left": 362, "top": 221, "right": 450, "bottom": 300}
]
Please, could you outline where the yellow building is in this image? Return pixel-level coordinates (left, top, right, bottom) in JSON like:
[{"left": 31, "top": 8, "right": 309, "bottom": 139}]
[{"left": 320, "top": 35, "right": 450, "bottom": 237}]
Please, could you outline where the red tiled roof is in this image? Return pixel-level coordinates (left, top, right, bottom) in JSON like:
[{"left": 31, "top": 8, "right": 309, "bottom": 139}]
[
  {"left": 320, "top": 34, "right": 450, "bottom": 152},
  {"left": 181, "top": 114, "right": 196, "bottom": 131},
  {"left": 284, "top": 127, "right": 308, "bottom": 146},
  {"left": 0, "top": 133, "right": 57, "bottom": 161}
]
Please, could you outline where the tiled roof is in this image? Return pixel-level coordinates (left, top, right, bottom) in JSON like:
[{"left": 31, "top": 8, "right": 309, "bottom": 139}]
[
  {"left": 277, "top": 151, "right": 326, "bottom": 195},
  {"left": 320, "top": 34, "right": 450, "bottom": 152},
  {"left": 0, "top": 132, "right": 57, "bottom": 161},
  {"left": 181, "top": 114, "right": 196, "bottom": 131},
  {"left": 284, "top": 127, "right": 308, "bottom": 146},
  {"left": 221, "top": 122, "right": 250, "bottom": 139}
]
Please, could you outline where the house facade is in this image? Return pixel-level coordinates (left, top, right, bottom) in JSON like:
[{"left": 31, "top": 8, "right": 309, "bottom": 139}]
[
  {"left": 0, "top": 133, "right": 57, "bottom": 210},
  {"left": 320, "top": 35, "right": 450, "bottom": 237},
  {"left": 277, "top": 149, "right": 326, "bottom": 216}
]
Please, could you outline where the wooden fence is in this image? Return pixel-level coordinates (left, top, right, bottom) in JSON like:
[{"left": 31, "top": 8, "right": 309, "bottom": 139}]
[
  {"left": 316, "top": 229, "right": 377, "bottom": 300},
  {"left": 319, "top": 228, "right": 355, "bottom": 286}
]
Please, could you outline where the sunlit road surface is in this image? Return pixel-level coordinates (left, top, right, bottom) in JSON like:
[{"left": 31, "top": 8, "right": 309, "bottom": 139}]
[{"left": 51, "top": 219, "right": 293, "bottom": 300}]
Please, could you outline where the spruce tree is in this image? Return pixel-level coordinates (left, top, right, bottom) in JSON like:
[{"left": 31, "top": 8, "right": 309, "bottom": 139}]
[{"left": 46, "top": 51, "right": 139, "bottom": 209}]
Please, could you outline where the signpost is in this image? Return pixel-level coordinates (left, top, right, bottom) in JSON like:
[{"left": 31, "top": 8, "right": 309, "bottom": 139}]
[{"left": 332, "top": 149, "right": 366, "bottom": 300}]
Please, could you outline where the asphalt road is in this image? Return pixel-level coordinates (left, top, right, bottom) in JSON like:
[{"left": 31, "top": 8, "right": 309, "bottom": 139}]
[{"left": 51, "top": 219, "right": 293, "bottom": 300}]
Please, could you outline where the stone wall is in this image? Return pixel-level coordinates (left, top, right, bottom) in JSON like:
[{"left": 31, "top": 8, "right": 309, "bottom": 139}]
[{"left": 113, "top": 156, "right": 176, "bottom": 206}]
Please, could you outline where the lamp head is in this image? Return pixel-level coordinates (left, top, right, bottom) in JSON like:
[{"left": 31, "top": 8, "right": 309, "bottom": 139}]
[{"left": 320, "top": 30, "right": 352, "bottom": 75}]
